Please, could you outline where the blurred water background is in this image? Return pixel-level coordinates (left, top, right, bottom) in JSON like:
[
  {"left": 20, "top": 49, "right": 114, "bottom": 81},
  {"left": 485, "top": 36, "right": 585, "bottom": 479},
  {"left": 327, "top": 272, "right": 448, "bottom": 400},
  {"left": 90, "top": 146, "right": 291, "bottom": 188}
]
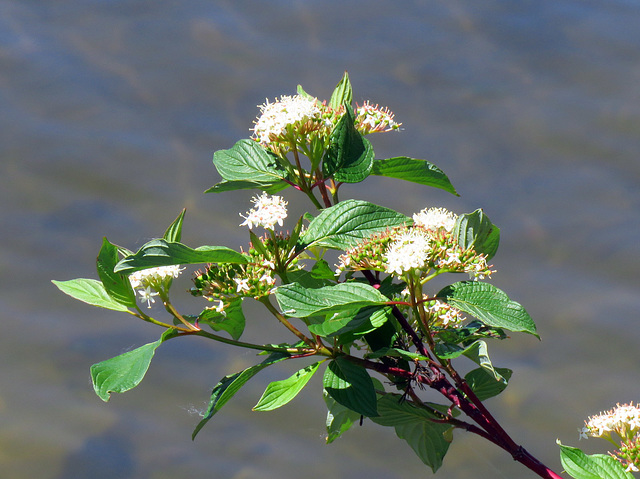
[{"left": 2, "top": 1, "right": 640, "bottom": 478}]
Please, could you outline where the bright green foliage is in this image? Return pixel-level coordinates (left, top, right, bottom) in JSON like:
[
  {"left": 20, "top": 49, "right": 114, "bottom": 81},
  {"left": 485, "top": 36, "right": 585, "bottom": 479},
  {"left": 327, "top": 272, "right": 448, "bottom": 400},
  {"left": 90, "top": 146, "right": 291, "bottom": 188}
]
[
  {"left": 437, "top": 281, "right": 538, "bottom": 337},
  {"left": 54, "top": 74, "right": 564, "bottom": 477},
  {"left": 371, "top": 156, "right": 458, "bottom": 196},
  {"left": 52, "top": 278, "right": 130, "bottom": 312},
  {"left": 559, "top": 443, "right": 633, "bottom": 479},
  {"left": 253, "top": 361, "right": 322, "bottom": 411},
  {"left": 91, "top": 329, "right": 179, "bottom": 401},
  {"left": 301, "top": 199, "right": 410, "bottom": 250}
]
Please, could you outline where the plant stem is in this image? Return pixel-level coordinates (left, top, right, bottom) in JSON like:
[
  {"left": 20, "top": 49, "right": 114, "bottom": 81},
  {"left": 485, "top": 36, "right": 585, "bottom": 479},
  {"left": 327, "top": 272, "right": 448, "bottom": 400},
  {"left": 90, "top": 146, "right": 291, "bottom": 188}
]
[{"left": 259, "top": 296, "right": 318, "bottom": 349}]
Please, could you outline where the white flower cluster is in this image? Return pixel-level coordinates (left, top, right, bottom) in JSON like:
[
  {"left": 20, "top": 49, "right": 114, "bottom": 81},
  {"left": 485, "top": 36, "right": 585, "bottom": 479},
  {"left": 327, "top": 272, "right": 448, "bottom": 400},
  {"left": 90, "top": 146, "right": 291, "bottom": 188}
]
[
  {"left": 252, "top": 95, "right": 321, "bottom": 146},
  {"left": 383, "top": 229, "right": 433, "bottom": 276},
  {"left": 239, "top": 192, "right": 288, "bottom": 230},
  {"left": 413, "top": 207, "right": 458, "bottom": 232},
  {"left": 129, "top": 265, "right": 185, "bottom": 308},
  {"left": 580, "top": 403, "right": 640, "bottom": 440},
  {"left": 355, "top": 101, "right": 401, "bottom": 134}
]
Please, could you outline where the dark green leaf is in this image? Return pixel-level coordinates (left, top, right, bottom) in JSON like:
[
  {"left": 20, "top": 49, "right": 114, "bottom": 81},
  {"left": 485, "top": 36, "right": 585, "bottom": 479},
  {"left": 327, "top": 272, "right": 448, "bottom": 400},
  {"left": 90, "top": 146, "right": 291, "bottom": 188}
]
[
  {"left": 371, "top": 395, "right": 452, "bottom": 473},
  {"left": 163, "top": 209, "right": 186, "bottom": 243},
  {"left": 558, "top": 442, "right": 633, "bottom": 479},
  {"left": 114, "top": 239, "right": 247, "bottom": 274},
  {"left": 90, "top": 329, "right": 179, "bottom": 402},
  {"left": 275, "top": 282, "right": 389, "bottom": 318},
  {"left": 205, "top": 179, "right": 290, "bottom": 194},
  {"left": 454, "top": 209, "right": 500, "bottom": 260},
  {"left": 212, "top": 139, "right": 289, "bottom": 184},
  {"left": 328, "top": 71, "right": 352, "bottom": 110},
  {"left": 322, "top": 105, "right": 373, "bottom": 183},
  {"left": 371, "top": 157, "right": 458, "bottom": 196},
  {"left": 197, "top": 299, "right": 245, "bottom": 340},
  {"left": 437, "top": 281, "right": 538, "bottom": 337},
  {"left": 52, "top": 278, "right": 130, "bottom": 312},
  {"left": 96, "top": 237, "right": 136, "bottom": 307},
  {"left": 253, "top": 361, "right": 321, "bottom": 411},
  {"left": 301, "top": 199, "right": 409, "bottom": 250},
  {"left": 192, "top": 351, "right": 290, "bottom": 439},
  {"left": 323, "top": 357, "right": 378, "bottom": 417},
  {"left": 465, "top": 367, "right": 512, "bottom": 401}
]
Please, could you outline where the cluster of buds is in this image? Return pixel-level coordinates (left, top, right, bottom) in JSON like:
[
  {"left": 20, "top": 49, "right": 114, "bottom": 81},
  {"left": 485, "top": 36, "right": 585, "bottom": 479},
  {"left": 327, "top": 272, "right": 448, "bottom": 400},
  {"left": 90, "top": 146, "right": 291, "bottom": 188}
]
[
  {"left": 190, "top": 257, "right": 277, "bottom": 312},
  {"left": 580, "top": 402, "right": 640, "bottom": 472},
  {"left": 128, "top": 265, "right": 185, "bottom": 308}
]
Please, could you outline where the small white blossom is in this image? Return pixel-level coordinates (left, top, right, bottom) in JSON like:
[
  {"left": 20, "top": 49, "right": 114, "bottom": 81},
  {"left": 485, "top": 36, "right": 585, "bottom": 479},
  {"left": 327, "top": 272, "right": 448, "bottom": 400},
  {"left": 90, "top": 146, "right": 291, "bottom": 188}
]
[
  {"left": 384, "top": 230, "right": 433, "bottom": 276},
  {"left": 215, "top": 300, "right": 225, "bottom": 313},
  {"left": 234, "top": 277, "right": 251, "bottom": 293},
  {"left": 240, "top": 192, "right": 288, "bottom": 230},
  {"left": 129, "top": 265, "right": 184, "bottom": 307},
  {"left": 252, "top": 95, "right": 321, "bottom": 146},
  {"left": 138, "top": 286, "right": 159, "bottom": 309},
  {"left": 413, "top": 207, "right": 458, "bottom": 232}
]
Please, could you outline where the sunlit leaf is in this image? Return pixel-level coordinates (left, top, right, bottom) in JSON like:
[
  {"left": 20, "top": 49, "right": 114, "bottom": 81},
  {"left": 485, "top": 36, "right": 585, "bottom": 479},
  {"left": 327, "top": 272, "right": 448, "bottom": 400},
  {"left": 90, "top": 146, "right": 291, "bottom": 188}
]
[
  {"left": 437, "top": 281, "right": 538, "bottom": 337},
  {"left": 253, "top": 361, "right": 321, "bottom": 411},
  {"left": 52, "top": 278, "right": 130, "bottom": 312},
  {"left": 90, "top": 329, "right": 179, "bottom": 402},
  {"left": 204, "top": 179, "right": 290, "bottom": 194},
  {"left": 212, "top": 139, "right": 288, "bottom": 184},
  {"left": 274, "top": 281, "right": 389, "bottom": 318},
  {"left": 163, "top": 209, "right": 186, "bottom": 243},
  {"left": 371, "top": 157, "right": 458, "bottom": 196},
  {"left": 558, "top": 442, "right": 633, "bottom": 479},
  {"left": 328, "top": 71, "right": 352, "bottom": 110},
  {"left": 196, "top": 299, "right": 245, "bottom": 340},
  {"left": 300, "top": 199, "right": 409, "bottom": 250},
  {"left": 324, "top": 390, "right": 361, "bottom": 444}
]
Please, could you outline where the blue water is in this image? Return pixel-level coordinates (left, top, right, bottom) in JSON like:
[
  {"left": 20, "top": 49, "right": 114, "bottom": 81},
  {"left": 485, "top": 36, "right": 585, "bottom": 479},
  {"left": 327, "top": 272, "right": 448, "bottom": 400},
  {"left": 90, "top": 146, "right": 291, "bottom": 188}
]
[{"left": 2, "top": 1, "right": 640, "bottom": 478}]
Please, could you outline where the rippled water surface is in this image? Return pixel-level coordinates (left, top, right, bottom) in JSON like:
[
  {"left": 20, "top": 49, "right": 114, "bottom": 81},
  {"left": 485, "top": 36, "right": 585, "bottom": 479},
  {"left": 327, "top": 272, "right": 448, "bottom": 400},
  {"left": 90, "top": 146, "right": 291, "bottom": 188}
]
[{"left": 2, "top": 1, "right": 640, "bottom": 478}]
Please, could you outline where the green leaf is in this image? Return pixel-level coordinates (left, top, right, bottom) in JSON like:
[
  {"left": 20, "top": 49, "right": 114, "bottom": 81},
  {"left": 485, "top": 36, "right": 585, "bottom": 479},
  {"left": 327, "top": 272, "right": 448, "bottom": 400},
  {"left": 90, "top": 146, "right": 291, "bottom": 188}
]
[
  {"left": 90, "top": 329, "right": 179, "bottom": 402},
  {"left": 52, "top": 278, "right": 130, "bottom": 312},
  {"left": 370, "top": 395, "right": 452, "bottom": 473},
  {"left": 275, "top": 282, "right": 389, "bottom": 318},
  {"left": 212, "top": 139, "right": 289, "bottom": 184},
  {"left": 296, "top": 84, "right": 315, "bottom": 100},
  {"left": 96, "top": 238, "right": 136, "bottom": 307},
  {"left": 558, "top": 442, "right": 633, "bottom": 479},
  {"left": 196, "top": 299, "right": 245, "bottom": 340},
  {"left": 324, "top": 390, "right": 362, "bottom": 444},
  {"left": 322, "top": 105, "right": 373, "bottom": 183},
  {"left": 204, "top": 179, "right": 290, "bottom": 194},
  {"left": 454, "top": 209, "right": 500, "bottom": 260},
  {"left": 465, "top": 367, "right": 512, "bottom": 401},
  {"left": 461, "top": 340, "right": 508, "bottom": 383},
  {"left": 308, "top": 305, "right": 391, "bottom": 338},
  {"left": 253, "top": 361, "right": 322, "bottom": 411},
  {"left": 114, "top": 239, "right": 247, "bottom": 274},
  {"left": 323, "top": 357, "right": 378, "bottom": 417},
  {"left": 163, "top": 209, "right": 186, "bottom": 243},
  {"left": 371, "top": 157, "right": 458, "bottom": 196},
  {"left": 301, "top": 199, "right": 410, "bottom": 250},
  {"left": 328, "top": 71, "right": 352, "bottom": 110},
  {"left": 192, "top": 351, "right": 290, "bottom": 439},
  {"left": 437, "top": 281, "right": 538, "bottom": 337}
]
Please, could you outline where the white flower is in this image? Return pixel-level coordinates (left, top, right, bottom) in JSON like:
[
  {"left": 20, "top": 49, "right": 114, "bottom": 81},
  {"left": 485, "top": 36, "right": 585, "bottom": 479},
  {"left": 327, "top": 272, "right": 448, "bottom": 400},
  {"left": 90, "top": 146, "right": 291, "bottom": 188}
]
[
  {"left": 234, "top": 277, "right": 251, "bottom": 293},
  {"left": 240, "top": 192, "right": 288, "bottom": 230},
  {"left": 428, "top": 300, "right": 464, "bottom": 327},
  {"left": 355, "top": 101, "right": 401, "bottom": 134},
  {"left": 215, "top": 300, "right": 225, "bottom": 313},
  {"left": 384, "top": 230, "right": 433, "bottom": 275},
  {"left": 138, "top": 286, "right": 159, "bottom": 309},
  {"left": 252, "top": 95, "right": 321, "bottom": 146},
  {"left": 413, "top": 207, "right": 458, "bottom": 232}
]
